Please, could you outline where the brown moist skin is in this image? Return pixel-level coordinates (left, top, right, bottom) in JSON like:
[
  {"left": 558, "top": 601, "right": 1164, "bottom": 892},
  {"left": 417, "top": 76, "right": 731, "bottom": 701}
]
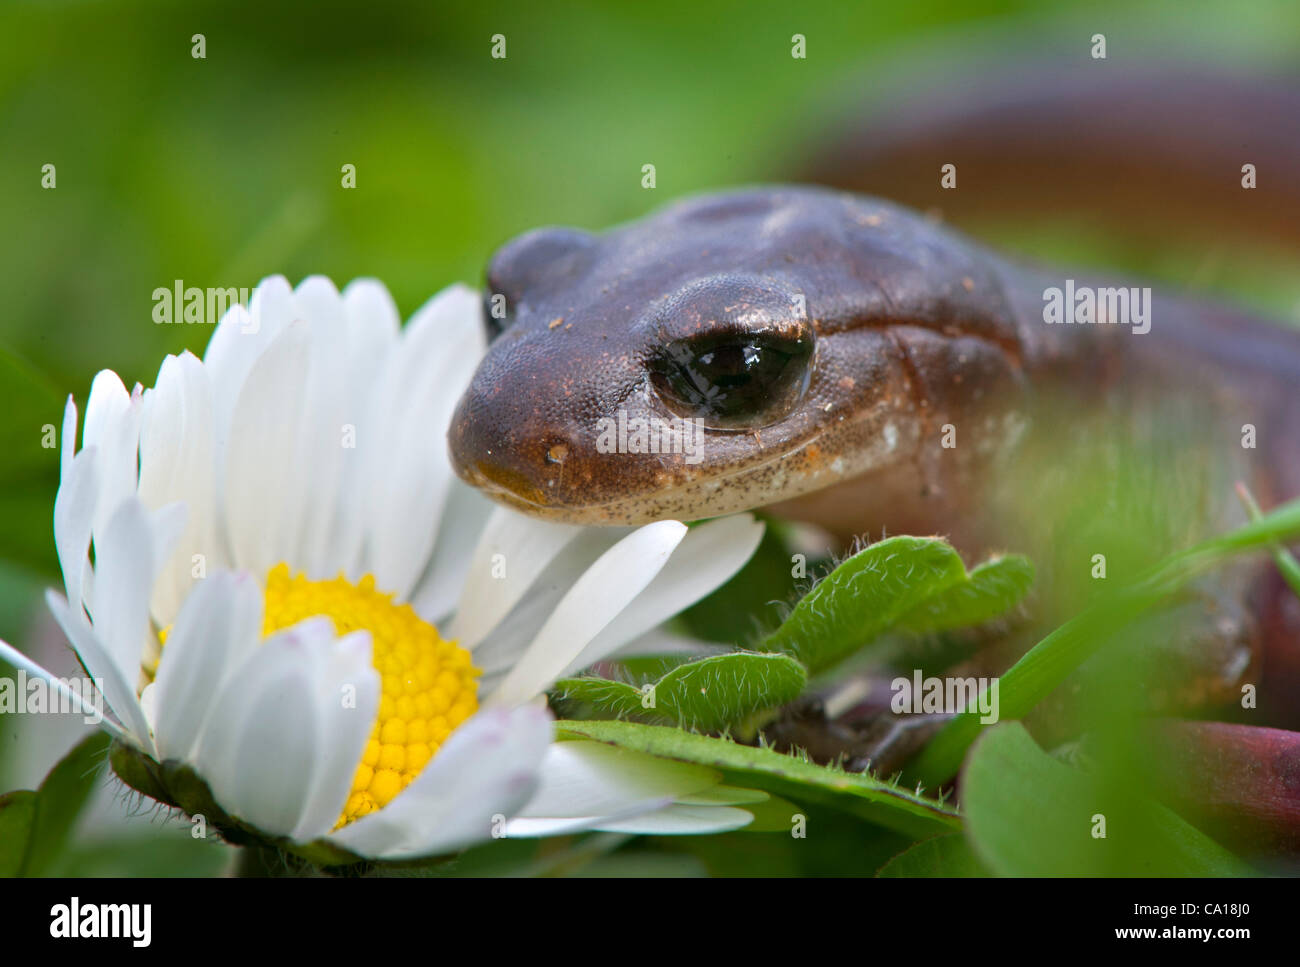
[
  {"left": 450, "top": 184, "right": 1300, "bottom": 730},
  {"left": 450, "top": 185, "right": 1300, "bottom": 533},
  {"left": 449, "top": 186, "right": 1059, "bottom": 526}
]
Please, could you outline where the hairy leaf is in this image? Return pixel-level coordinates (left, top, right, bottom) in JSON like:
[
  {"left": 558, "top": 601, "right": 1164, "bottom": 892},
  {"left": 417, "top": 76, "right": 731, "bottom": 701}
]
[
  {"left": 552, "top": 651, "right": 807, "bottom": 732},
  {"left": 556, "top": 719, "right": 960, "bottom": 840}
]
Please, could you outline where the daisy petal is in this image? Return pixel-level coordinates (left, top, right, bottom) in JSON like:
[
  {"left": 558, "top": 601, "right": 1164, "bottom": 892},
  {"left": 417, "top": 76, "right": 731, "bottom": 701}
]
[
  {"left": 147, "top": 502, "right": 188, "bottom": 590},
  {"left": 503, "top": 810, "right": 666, "bottom": 838},
  {"left": 81, "top": 369, "right": 129, "bottom": 453},
  {"left": 340, "top": 279, "right": 401, "bottom": 360},
  {"left": 292, "top": 275, "right": 346, "bottom": 332},
  {"left": 286, "top": 276, "right": 351, "bottom": 577},
  {"left": 53, "top": 444, "right": 98, "bottom": 614},
  {"left": 558, "top": 514, "right": 764, "bottom": 677},
  {"left": 290, "top": 632, "right": 380, "bottom": 842},
  {"left": 193, "top": 618, "right": 342, "bottom": 838},
  {"left": 330, "top": 704, "right": 551, "bottom": 859},
  {"left": 447, "top": 506, "right": 583, "bottom": 649},
  {"left": 322, "top": 279, "right": 402, "bottom": 575},
  {"left": 0, "top": 638, "right": 132, "bottom": 745},
  {"left": 203, "top": 275, "right": 292, "bottom": 392},
  {"left": 361, "top": 284, "right": 485, "bottom": 598},
  {"left": 138, "top": 351, "right": 219, "bottom": 625},
  {"left": 513, "top": 740, "right": 720, "bottom": 819},
  {"left": 82, "top": 371, "right": 143, "bottom": 543},
  {"left": 590, "top": 803, "right": 754, "bottom": 835},
  {"left": 59, "top": 395, "right": 77, "bottom": 482},
  {"left": 204, "top": 276, "right": 294, "bottom": 527},
  {"left": 91, "top": 499, "right": 165, "bottom": 684},
  {"left": 466, "top": 529, "right": 623, "bottom": 691},
  {"left": 408, "top": 480, "right": 497, "bottom": 626},
  {"left": 221, "top": 320, "right": 310, "bottom": 575},
  {"left": 151, "top": 570, "right": 263, "bottom": 762},
  {"left": 45, "top": 590, "right": 153, "bottom": 751},
  {"left": 488, "top": 520, "right": 688, "bottom": 706}
]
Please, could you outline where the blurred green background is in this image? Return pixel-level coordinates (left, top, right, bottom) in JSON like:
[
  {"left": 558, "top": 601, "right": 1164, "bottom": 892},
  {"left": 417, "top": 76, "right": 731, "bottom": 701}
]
[{"left": 2, "top": 0, "right": 1299, "bottom": 873}]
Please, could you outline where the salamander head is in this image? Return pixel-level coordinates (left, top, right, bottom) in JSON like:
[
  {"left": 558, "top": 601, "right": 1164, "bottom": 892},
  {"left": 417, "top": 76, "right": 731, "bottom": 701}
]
[{"left": 449, "top": 186, "right": 1024, "bottom": 525}]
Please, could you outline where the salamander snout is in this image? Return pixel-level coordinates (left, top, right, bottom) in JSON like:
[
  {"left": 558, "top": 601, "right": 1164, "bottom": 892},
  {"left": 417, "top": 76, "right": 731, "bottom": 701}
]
[
  {"left": 446, "top": 309, "right": 657, "bottom": 519},
  {"left": 446, "top": 355, "right": 583, "bottom": 512}
]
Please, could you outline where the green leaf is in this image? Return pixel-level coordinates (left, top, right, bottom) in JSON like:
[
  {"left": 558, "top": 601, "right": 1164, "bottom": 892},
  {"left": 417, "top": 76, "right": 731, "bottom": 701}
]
[
  {"left": 556, "top": 719, "right": 960, "bottom": 840},
  {"left": 877, "top": 833, "right": 988, "bottom": 877},
  {"left": 912, "top": 494, "right": 1300, "bottom": 785},
  {"left": 961, "top": 723, "right": 1250, "bottom": 876},
  {"left": 757, "top": 537, "right": 1031, "bottom": 674},
  {"left": 553, "top": 651, "right": 808, "bottom": 732},
  {"left": 649, "top": 653, "right": 806, "bottom": 730},
  {"left": 551, "top": 677, "right": 646, "bottom": 722},
  {"left": 21, "top": 732, "right": 112, "bottom": 875},
  {"left": 0, "top": 790, "right": 37, "bottom": 877},
  {"left": 894, "top": 555, "right": 1034, "bottom": 634},
  {"left": 759, "top": 537, "right": 967, "bottom": 673}
]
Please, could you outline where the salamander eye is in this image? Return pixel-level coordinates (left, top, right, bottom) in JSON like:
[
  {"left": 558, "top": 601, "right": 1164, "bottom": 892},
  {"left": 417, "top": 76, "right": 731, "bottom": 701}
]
[{"left": 649, "top": 327, "right": 814, "bottom": 429}]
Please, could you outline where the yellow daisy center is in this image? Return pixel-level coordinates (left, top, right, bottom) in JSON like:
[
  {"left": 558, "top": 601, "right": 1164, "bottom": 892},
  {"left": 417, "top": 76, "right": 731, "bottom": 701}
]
[{"left": 261, "top": 563, "right": 479, "bottom": 828}]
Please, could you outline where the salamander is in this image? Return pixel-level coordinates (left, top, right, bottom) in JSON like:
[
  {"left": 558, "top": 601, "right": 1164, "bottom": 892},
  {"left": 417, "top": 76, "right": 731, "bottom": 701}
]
[
  {"left": 447, "top": 66, "right": 1300, "bottom": 734},
  {"left": 450, "top": 185, "right": 1299, "bottom": 535}
]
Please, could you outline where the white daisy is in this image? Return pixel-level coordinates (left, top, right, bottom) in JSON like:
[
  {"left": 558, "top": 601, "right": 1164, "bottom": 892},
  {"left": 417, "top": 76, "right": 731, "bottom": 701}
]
[{"left": 0, "top": 275, "right": 767, "bottom": 864}]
